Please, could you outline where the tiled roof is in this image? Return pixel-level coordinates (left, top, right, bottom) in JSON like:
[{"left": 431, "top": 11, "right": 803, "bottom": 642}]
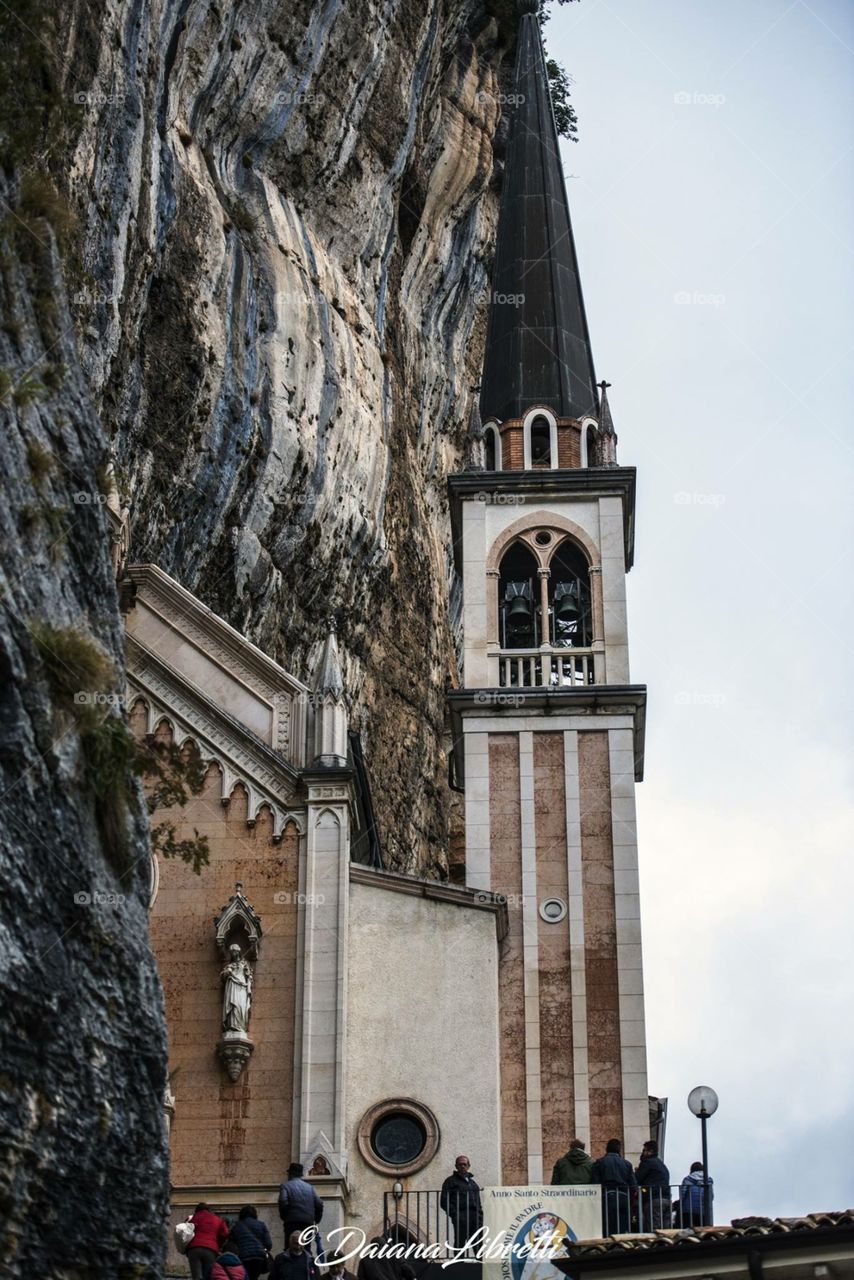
[{"left": 564, "top": 1210, "right": 854, "bottom": 1258}]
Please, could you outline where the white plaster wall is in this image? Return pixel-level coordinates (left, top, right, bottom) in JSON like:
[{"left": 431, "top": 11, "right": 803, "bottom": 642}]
[{"left": 344, "top": 882, "right": 501, "bottom": 1234}]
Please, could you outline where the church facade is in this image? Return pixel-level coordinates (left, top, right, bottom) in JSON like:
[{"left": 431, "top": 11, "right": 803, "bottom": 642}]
[{"left": 126, "top": 3, "right": 651, "bottom": 1263}]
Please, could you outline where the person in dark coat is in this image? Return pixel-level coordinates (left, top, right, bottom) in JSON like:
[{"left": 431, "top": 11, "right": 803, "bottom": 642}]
[
  {"left": 635, "top": 1141, "right": 671, "bottom": 1229},
  {"left": 187, "top": 1204, "right": 230, "bottom": 1280},
  {"left": 229, "top": 1205, "right": 273, "bottom": 1279},
  {"left": 278, "top": 1163, "right": 324, "bottom": 1250},
  {"left": 271, "top": 1231, "right": 319, "bottom": 1280},
  {"left": 592, "top": 1139, "right": 636, "bottom": 1235},
  {"left": 440, "top": 1155, "right": 483, "bottom": 1251},
  {"left": 679, "top": 1162, "right": 714, "bottom": 1227},
  {"left": 551, "top": 1139, "right": 594, "bottom": 1185}
]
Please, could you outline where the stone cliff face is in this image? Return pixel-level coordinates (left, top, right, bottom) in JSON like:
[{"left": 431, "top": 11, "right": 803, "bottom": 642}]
[
  {"left": 1, "top": 0, "right": 515, "bottom": 1270},
  {"left": 72, "top": 0, "right": 513, "bottom": 873},
  {"left": 0, "top": 165, "right": 170, "bottom": 1273}
]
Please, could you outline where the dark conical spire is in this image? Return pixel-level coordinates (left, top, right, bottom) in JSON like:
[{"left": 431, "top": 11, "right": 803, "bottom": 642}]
[
  {"left": 597, "top": 379, "right": 618, "bottom": 465},
  {"left": 479, "top": 3, "right": 598, "bottom": 424}
]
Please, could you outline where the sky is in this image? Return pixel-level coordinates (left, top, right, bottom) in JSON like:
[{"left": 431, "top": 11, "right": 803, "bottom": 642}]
[{"left": 544, "top": 0, "right": 854, "bottom": 1222}]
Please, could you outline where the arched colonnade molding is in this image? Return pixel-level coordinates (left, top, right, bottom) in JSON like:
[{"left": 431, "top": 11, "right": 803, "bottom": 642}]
[
  {"left": 484, "top": 511, "right": 605, "bottom": 655},
  {"left": 129, "top": 693, "right": 307, "bottom": 842}
]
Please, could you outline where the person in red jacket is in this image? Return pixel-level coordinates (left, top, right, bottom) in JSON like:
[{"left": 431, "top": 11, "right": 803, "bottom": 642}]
[{"left": 187, "top": 1203, "right": 230, "bottom": 1280}]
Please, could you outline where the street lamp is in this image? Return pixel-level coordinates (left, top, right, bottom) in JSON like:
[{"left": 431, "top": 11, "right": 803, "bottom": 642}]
[{"left": 687, "top": 1085, "right": 719, "bottom": 1226}]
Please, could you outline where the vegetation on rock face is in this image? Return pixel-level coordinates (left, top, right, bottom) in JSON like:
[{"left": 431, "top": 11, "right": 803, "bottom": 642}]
[
  {"left": 486, "top": 0, "right": 580, "bottom": 140},
  {"left": 29, "top": 622, "right": 210, "bottom": 875}
]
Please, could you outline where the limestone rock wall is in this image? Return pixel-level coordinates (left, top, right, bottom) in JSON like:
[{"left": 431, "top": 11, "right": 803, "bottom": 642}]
[
  {"left": 0, "top": 173, "right": 169, "bottom": 1273},
  {"left": 71, "top": 0, "right": 513, "bottom": 873},
  {"left": 0, "top": 0, "right": 513, "bottom": 1270}
]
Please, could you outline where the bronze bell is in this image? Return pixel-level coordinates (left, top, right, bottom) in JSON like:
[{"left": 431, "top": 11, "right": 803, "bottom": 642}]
[
  {"left": 555, "top": 583, "right": 580, "bottom": 624},
  {"left": 506, "top": 582, "right": 534, "bottom": 634}
]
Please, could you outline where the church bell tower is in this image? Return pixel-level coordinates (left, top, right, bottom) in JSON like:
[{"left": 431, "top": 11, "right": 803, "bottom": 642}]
[{"left": 448, "top": 0, "right": 649, "bottom": 1180}]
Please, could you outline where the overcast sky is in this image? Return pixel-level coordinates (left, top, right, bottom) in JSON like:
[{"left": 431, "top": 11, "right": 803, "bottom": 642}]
[{"left": 544, "top": 0, "right": 854, "bottom": 1221}]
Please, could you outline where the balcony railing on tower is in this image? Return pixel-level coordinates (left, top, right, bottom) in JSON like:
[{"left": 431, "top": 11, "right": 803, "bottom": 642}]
[{"left": 496, "top": 647, "right": 597, "bottom": 688}]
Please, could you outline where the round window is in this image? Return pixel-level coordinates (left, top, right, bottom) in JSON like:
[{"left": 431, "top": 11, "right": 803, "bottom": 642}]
[
  {"left": 357, "top": 1098, "right": 440, "bottom": 1175},
  {"left": 539, "top": 897, "right": 568, "bottom": 923},
  {"left": 371, "top": 1113, "right": 426, "bottom": 1166},
  {"left": 535, "top": 530, "right": 552, "bottom": 546}
]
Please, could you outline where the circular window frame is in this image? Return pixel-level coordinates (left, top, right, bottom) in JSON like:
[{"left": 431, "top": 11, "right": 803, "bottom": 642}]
[
  {"left": 357, "top": 1098, "right": 440, "bottom": 1176},
  {"left": 539, "top": 897, "right": 568, "bottom": 924}
]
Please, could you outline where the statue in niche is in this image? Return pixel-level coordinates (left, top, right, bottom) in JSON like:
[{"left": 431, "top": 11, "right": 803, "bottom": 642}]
[{"left": 221, "top": 942, "right": 253, "bottom": 1035}]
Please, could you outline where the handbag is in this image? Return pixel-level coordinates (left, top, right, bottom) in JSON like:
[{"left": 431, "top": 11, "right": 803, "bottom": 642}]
[{"left": 174, "top": 1218, "right": 196, "bottom": 1254}]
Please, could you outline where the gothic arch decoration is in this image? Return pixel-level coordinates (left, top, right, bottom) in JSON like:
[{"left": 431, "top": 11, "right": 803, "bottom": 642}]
[
  {"left": 486, "top": 511, "right": 600, "bottom": 574},
  {"left": 522, "top": 406, "right": 558, "bottom": 470},
  {"left": 314, "top": 807, "right": 341, "bottom": 828},
  {"left": 486, "top": 514, "right": 603, "bottom": 654},
  {"left": 484, "top": 421, "right": 502, "bottom": 471},
  {"left": 579, "top": 417, "right": 598, "bottom": 468},
  {"left": 127, "top": 694, "right": 304, "bottom": 841},
  {"left": 215, "top": 881, "right": 263, "bottom": 960},
  {"left": 498, "top": 540, "right": 540, "bottom": 649}
]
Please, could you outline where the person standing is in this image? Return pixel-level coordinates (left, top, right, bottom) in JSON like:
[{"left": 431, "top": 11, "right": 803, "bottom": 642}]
[
  {"left": 440, "top": 1155, "right": 483, "bottom": 1250},
  {"left": 186, "top": 1203, "right": 230, "bottom": 1280},
  {"left": 680, "top": 1162, "right": 714, "bottom": 1227},
  {"left": 278, "top": 1163, "right": 324, "bottom": 1251},
  {"left": 635, "top": 1141, "right": 670, "bottom": 1229},
  {"left": 229, "top": 1205, "right": 274, "bottom": 1279},
  {"left": 551, "top": 1139, "right": 594, "bottom": 1185},
  {"left": 271, "top": 1230, "right": 320, "bottom": 1280},
  {"left": 592, "top": 1140, "right": 636, "bottom": 1235}
]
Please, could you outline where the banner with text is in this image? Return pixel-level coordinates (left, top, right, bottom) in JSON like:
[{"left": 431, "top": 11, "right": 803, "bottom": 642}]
[{"left": 481, "top": 1186, "right": 601, "bottom": 1280}]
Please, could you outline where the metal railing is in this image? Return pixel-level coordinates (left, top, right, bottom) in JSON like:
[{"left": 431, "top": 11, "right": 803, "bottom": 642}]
[
  {"left": 498, "top": 648, "right": 595, "bottom": 689},
  {"left": 382, "top": 1191, "right": 481, "bottom": 1254},
  {"left": 381, "top": 1186, "right": 714, "bottom": 1249},
  {"left": 600, "top": 1183, "right": 714, "bottom": 1235}
]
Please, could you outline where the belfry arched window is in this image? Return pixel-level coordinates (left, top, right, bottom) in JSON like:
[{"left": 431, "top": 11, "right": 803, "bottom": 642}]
[
  {"left": 498, "top": 542, "right": 540, "bottom": 649},
  {"left": 548, "top": 539, "right": 592, "bottom": 649},
  {"left": 484, "top": 424, "right": 501, "bottom": 471},
  {"left": 585, "top": 425, "right": 597, "bottom": 468},
  {"left": 529, "top": 416, "right": 552, "bottom": 467}
]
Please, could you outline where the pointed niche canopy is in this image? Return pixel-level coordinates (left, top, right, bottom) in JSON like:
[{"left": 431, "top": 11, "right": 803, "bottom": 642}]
[{"left": 480, "top": 1, "right": 598, "bottom": 424}]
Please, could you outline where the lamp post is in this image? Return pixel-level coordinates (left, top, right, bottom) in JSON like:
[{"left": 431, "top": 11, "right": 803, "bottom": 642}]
[{"left": 687, "top": 1085, "right": 718, "bottom": 1226}]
